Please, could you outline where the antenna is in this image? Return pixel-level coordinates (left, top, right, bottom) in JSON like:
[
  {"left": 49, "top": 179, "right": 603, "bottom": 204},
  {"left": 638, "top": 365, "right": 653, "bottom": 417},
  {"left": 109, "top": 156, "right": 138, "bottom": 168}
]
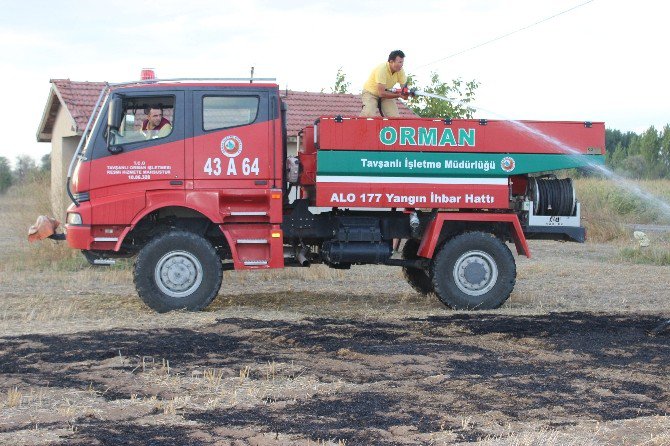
[{"left": 250, "top": 66, "right": 254, "bottom": 83}]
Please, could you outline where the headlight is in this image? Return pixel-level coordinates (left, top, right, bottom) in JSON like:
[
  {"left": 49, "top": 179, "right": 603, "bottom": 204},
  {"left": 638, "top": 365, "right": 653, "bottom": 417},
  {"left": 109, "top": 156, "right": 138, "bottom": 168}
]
[{"left": 67, "top": 213, "right": 83, "bottom": 225}]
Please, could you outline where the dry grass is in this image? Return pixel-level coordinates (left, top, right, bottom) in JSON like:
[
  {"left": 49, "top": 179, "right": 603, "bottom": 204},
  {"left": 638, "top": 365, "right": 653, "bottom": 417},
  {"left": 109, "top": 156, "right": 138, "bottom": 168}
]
[
  {"left": 306, "top": 440, "right": 348, "bottom": 446},
  {"left": 1, "top": 240, "right": 669, "bottom": 338},
  {"left": 2, "top": 172, "right": 85, "bottom": 271},
  {"left": 5, "top": 387, "right": 22, "bottom": 408},
  {"left": 472, "top": 415, "right": 670, "bottom": 446},
  {"left": 119, "top": 355, "right": 336, "bottom": 417}
]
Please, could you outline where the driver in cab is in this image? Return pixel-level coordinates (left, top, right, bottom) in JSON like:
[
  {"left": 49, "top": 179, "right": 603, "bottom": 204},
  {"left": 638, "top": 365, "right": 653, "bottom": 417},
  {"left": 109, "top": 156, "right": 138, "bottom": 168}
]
[{"left": 142, "top": 107, "right": 171, "bottom": 139}]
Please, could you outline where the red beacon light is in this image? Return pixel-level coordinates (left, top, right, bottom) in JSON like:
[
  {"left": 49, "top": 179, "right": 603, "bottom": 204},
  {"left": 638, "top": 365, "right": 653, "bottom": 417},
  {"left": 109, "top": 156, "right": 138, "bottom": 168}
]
[{"left": 140, "top": 68, "right": 156, "bottom": 80}]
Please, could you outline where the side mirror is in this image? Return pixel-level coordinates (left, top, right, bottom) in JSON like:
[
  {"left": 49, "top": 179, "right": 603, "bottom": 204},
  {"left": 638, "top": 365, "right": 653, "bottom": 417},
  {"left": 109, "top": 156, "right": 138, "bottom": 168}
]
[
  {"left": 107, "top": 97, "right": 123, "bottom": 131},
  {"left": 107, "top": 97, "right": 124, "bottom": 153}
]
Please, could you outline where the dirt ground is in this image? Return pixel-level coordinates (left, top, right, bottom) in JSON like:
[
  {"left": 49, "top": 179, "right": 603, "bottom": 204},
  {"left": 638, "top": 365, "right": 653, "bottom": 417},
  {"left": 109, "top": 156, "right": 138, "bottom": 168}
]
[{"left": 1, "top": 227, "right": 670, "bottom": 444}]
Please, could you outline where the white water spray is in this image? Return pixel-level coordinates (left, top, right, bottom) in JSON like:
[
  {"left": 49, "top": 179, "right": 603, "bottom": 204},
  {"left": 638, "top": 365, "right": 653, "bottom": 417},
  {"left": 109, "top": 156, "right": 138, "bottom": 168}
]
[
  {"left": 413, "top": 90, "right": 459, "bottom": 103},
  {"left": 503, "top": 118, "right": 670, "bottom": 219}
]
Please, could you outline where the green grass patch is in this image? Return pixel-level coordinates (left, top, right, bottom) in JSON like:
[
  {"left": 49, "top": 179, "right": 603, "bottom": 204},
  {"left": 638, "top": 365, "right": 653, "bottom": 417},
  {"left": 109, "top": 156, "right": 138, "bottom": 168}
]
[{"left": 619, "top": 246, "right": 670, "bottom": 266}]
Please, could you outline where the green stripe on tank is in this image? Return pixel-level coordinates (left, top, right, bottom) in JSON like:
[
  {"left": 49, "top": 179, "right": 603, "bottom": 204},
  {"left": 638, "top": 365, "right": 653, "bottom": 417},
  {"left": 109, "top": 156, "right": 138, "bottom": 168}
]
[{"left": 317, "top": 151, "right": 605, "bottom": 177}]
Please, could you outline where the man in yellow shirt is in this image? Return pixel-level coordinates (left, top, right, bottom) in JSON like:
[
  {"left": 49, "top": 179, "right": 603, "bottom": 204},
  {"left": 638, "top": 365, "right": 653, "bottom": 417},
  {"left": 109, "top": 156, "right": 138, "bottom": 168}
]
[{"left": 360, "top": 50, "right": 409, "bottom": 117}]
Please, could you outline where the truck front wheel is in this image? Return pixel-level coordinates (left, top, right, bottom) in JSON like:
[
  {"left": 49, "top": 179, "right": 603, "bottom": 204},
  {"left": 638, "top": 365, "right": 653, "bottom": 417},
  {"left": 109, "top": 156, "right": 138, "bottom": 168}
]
[
  {"left": 431, "top": 232, "right": 516, "bottom": 310},
  {"left": 133, "top": 231, "right": 223, "bottom": 313}
]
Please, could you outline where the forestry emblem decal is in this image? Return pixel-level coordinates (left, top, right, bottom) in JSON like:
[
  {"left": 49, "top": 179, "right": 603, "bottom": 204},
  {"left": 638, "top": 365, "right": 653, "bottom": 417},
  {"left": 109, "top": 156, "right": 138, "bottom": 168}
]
[
  {"left": 500, "top": 156, "right": 516, "bottom": 173},
  {"left": 221, "top": 135, "right": 243, "bottom": 158}
]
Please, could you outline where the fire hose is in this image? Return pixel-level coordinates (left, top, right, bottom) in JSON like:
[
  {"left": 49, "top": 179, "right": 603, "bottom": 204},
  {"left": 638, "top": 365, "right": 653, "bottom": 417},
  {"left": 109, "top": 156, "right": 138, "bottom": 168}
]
[{"left": 386, "top": 84, "right": 461, "bottom": 104}]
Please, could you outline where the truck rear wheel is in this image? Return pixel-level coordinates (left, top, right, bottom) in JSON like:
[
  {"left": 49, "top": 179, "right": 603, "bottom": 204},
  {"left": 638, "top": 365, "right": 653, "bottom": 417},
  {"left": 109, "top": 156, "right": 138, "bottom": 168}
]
[
  {"left": 133, "top": 231, "right": 223, "bottom": 313},
  {"left": 402, "top": 239, "right": 434, "bottom": 295},
  {"left": 431, "top": 232, "right": 516, "bottom": 310}
]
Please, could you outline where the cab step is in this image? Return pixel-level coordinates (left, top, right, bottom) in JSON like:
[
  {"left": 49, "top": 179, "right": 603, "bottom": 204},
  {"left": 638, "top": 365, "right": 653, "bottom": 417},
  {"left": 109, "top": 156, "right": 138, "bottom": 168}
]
[
  {"left": 243, "top": 260, "right": 269, "bottom": 266},
  {"left": 230, "top": 211, "right": 268, "bottom": 216}
]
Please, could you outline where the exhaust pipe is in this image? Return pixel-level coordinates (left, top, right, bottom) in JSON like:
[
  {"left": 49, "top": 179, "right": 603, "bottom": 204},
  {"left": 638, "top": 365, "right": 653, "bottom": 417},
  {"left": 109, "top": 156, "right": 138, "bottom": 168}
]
[
  {"left": 284, "top": 246, "right": 310, "bottom": 266},
  {"left": 297, "top": 248, "right": 310, "bottom": 267}
]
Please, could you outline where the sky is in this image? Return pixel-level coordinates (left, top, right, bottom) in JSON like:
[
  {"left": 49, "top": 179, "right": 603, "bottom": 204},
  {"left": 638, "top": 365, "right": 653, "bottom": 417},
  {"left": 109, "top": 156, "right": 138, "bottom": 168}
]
[{"left": 1, "top": 0, "right": 668, "bottom": 166}]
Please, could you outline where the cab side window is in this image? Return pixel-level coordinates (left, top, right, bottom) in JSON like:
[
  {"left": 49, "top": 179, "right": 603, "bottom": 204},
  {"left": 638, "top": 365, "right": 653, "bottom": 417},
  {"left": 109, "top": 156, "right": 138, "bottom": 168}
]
[
  {"left": 114, "top": 96, "right": 175, "bottom": 144},
  {"left": 203, "top": 96, "right": 259, "bottom": 131}
]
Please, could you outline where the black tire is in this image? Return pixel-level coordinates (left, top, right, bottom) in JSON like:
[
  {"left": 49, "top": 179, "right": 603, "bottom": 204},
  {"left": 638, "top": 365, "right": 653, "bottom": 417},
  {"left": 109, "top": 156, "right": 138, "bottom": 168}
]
[
  {"left": 401, "top": 239, "right": 434, "bottom": 295},
  {"left": 431, "top": 232, "right": 516, "bottom": 310},
  {"left": 133, "top": 231, "right": 223, "bottom": 313}
]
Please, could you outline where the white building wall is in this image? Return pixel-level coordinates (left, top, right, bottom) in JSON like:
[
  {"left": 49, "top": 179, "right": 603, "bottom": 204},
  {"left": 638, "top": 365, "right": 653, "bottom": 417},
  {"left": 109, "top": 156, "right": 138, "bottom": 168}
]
[{"left": 50, "top": 107, "right": 79, "bottom": 219}]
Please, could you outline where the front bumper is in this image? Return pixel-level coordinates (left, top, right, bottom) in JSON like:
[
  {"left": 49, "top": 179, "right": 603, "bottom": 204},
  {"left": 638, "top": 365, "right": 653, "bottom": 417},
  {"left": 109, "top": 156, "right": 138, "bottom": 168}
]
[{"left": 65, "top": 224, "right": 93, "bottom": 250}]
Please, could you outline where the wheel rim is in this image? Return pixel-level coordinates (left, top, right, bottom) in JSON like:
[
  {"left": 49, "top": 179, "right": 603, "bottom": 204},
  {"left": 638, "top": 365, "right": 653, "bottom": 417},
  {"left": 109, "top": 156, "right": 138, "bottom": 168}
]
[
  {"left": 154, "top": 250, "right": 203, "bottom": 298},
  {"left": 452, "top": 250, "right": 498, "bottom": 297}
]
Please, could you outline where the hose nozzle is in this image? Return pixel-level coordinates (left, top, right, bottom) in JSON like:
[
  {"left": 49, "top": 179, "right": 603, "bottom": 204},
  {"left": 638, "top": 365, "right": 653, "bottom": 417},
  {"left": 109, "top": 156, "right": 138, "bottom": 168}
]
[{"left": 386, "top": 84, "right": 417, "bottom": 97}]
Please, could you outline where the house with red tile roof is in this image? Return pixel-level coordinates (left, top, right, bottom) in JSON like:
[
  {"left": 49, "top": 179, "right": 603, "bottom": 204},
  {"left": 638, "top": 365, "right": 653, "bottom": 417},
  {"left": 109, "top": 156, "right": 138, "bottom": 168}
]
[
  {"left": 37, "top": 80, "right": 108, "bottom": 218},
  {"left": 37, "top": 80, "right": 416, "bottom": 216}
]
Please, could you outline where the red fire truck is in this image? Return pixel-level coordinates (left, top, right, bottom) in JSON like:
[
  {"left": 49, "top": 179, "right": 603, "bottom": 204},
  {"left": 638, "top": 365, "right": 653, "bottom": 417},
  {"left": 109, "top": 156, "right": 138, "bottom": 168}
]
[{"left": 59, "top": 78, "right": 605, "bottom": 312}]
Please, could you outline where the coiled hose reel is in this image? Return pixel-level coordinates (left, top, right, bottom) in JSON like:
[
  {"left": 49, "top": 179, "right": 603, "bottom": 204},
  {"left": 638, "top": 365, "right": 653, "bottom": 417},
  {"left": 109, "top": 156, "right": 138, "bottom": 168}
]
[{"left": 529, "top": 176, "right": 576, "bottom": 216}]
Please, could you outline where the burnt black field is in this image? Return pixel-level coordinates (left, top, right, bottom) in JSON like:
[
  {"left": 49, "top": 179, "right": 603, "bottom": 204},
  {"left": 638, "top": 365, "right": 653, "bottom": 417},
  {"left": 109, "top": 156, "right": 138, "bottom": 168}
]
[{"left": 1, "top": 312, "right": 668, "bottom": 445}]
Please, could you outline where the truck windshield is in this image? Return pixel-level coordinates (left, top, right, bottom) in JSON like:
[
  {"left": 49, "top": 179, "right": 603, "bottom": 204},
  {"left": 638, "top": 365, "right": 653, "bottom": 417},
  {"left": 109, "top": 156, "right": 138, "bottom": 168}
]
[{"left": 80, "top": 92, "right": 110, "bottom": 159}]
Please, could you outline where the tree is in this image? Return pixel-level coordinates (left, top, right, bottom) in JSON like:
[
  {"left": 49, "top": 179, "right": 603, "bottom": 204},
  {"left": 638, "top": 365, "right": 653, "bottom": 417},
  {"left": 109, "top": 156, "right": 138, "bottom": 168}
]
[
  {"left": 605, "top": 128, "right": 637, "bottom": 157},
  {"left": 626, "top": 135, "right": 641, "bottom": 157},
  {"left": 619, "top": 155, "right": 647, "bottom": 179},
  {"left": 0, "top": 157, "right": 12, "bottom": 194},
  {"left": 330, "top": 67, "right": 351, "bottom": 94},
  {"left": 406, "top": 72, "right": 479, "bottom": 119},
  {"left": 608, "top": 142, "right": 627, "bottom": 168},
  {"left": 638, "top": 126, "right": 660, "bottom": 170},
  {"left": 13, "top": 155, "right": 37, "bottom": 183},
  {"left": 659, "top": 124, "right": 670, "bottom": 172},
  {"left": 40, "top": 153, "right": 51, "bottom": 173},
  {"left": 605, "top": 125, "right": 670, "bottom": 178}
]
